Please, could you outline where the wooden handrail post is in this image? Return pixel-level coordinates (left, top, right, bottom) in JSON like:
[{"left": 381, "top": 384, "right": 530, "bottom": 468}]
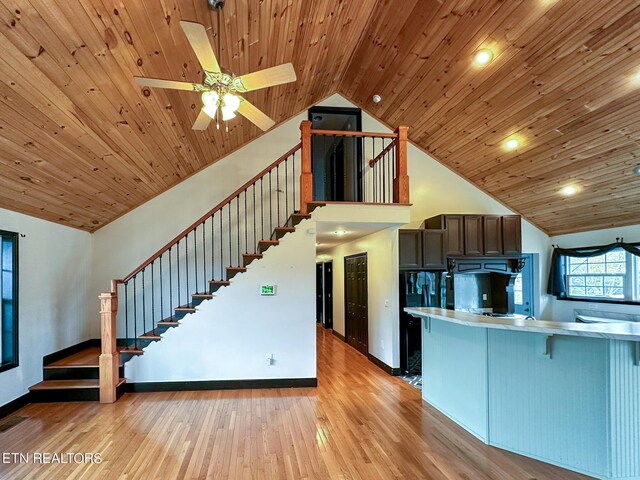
[
  {"left": 394, "top": 126, "right": 410, "bottom": 204},
  {"left": 99, "top": 290, "right": 119, "bottom": 404},
  {"left": 299, "top": 120, "right": 313, "bottom": 214}
]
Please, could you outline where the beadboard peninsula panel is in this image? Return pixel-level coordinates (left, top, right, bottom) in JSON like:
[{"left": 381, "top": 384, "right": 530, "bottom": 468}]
[
  {"left": 609, "top": 340, "right": 640, "bottom": 479},
  {"left": 422, "top": 319, "right": 488, "bottom": 442},
  {"left": 487, "top": 331, "right": 609, "bottom": 478}
]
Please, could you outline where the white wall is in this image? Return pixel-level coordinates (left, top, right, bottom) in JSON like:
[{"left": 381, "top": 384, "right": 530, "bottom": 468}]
[
  {"left": 547, "top": 225, "right": 640, "bottom": 322},
  {"left": 125, "top": 220, "right": 316, "bottom": 382},
  {"left": 0, "top": 208, "right": 92, "bottom": 406}
]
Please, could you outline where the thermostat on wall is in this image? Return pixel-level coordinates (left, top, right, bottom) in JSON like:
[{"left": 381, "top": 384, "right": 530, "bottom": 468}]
[{"left": 261, "top": 284, "right": 276, "bottom": 296}]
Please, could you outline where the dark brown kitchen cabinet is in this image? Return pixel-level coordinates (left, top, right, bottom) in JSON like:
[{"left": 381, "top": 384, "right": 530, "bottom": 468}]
[
  {"left": 424, "top": 213, "right": 522, "bottom": 258},
  {"left": 483, "top": 215, "right": 503, "bottom": 255},
  {"left": 399, "top": 230, "right": 423, "bottom": 269},
  {"left": 463, "top": 215, "right": 483, "bottom": 256},
  {"left": 422, "top": 230, "right": 446, "bottom": 270},
  {"left": 502, "top": 215, "right": 522, "bottom": 256},
  {"left": 399, "top": 229, "right": 446, "bottom": 270}
]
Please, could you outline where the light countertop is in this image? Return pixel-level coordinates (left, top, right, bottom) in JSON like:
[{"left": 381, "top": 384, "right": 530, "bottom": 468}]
[{"left": 405, "top": 307, "right": 640, "bottom": 342}]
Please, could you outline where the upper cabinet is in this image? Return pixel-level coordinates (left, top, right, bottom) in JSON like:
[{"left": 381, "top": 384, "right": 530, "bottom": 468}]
[
  {"left": 463, "top": 215, "right": 483, "bottom": 256},
  {"left": 424, "top": 214, "right": 522, "bottom": 258},
  {"left": 422, "top": 230, "right": 446, "bottom": 270},
  {"left": 502, "top": 215, "right": 522, "bottom": 256},
  {"left": 483, "top": 215, "right": 503, "bottom": 256},
  {"left": 399, "top": 229, "right": 446, "bottom": 270},
  {"left": 425, "top": 215, "right": 464, "bottom": 256},
  {"left": 399, "top": 229, "right": 424, "bottom": 269}
]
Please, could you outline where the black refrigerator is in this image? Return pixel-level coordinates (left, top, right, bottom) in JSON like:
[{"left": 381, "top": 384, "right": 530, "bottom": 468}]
[{"left": 399, "top": 271, "right": 448, "bottom": 374}]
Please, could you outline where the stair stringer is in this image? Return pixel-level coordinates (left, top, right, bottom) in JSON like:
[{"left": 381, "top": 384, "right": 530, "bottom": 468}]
[{"left": 124, "top": 219, "right": 317, "bottom": 384}]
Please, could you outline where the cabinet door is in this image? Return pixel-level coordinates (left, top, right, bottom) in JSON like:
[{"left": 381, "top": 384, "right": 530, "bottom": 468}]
[
  {"left": 463, "top": 215, "right": 483, "bottom": 256},
  {"left": 422, "top": 230, "right": 446, "bottom": 270},
  {"left": 444, "top": 215, "right": 465, "bottom": 256},
  {"left": 502, "top": 215, "right": 522, "bottom": 256},
  {"left": 483, "top": 215, "right": 503, "bottom": 255},
  {"left": 399, "top": 230, "right": 423, "bottom": 269}
]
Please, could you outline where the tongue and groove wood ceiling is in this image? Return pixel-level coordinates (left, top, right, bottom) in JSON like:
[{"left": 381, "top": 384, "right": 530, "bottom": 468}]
[{"left": 1, "top": 0, "right": 640, "bottom": 235}]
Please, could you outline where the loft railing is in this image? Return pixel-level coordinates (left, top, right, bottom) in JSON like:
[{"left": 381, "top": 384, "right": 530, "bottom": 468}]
[
  {"left": 300, "top": 123, "right": 409, "bottom": 206},
  {"left": 99, "top": 120, "right": 408, "bottom": 403}
]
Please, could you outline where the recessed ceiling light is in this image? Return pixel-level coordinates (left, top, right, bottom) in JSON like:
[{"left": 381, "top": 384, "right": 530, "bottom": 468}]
[
  {"left": 372, "top": 94, "right": 382, "bottom": 103},
  {"left": 334, "top": 230, "right": 348, "bottom": 236},
  {"left": 559, "top": 185, "right": 579, "bottom": 196},
  {"left": 504, "top": 138, "right": 520, "bottom": 150},
  {"left": 474, "top": 49, "right": 494, "bottom": 66},
  {"left": 633, "top": 165, "right": 640, "bottom": 176}
]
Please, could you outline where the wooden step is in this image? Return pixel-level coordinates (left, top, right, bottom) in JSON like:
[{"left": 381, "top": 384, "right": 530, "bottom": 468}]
[
  {"left": 272, "top": 226, "right": 295, "bottom": 240},
  {"left": 307, "top": 202, "right": 325, "bottom": 213},
  {"left": 258, "top": 240, "right": 279, "bottom": 254},
  {"left": 242, "top": 253, "right": 263, "bottom": 267},
  {"left": 120, "top": 347, "right": 144, "bottom": 355},
  {"left": 287, "top": 213, "right": 311, "bottom": 227},
  {"left": 43, "top": 347, "right": 124, "bottom": 380},
  {"left": 192, "top": 293, "right": 214, "bottom": 306},
  {"left": 226, "top": 266, "right": 247, "bottom": 280},
  {"left": 30, "top": 379, "right": 102, "bottom": 390},
  {"left": 209, "top": 280, "right": 230, "bottom": 293},
  {"left": 175, "top": 305, "right": 196, "bottom": 320},
  {"left": 29, "top": 378, "right": 126, "bottom": 402},
  {"left": 157, "top": 319, "right": 179, "bottom": 328}
]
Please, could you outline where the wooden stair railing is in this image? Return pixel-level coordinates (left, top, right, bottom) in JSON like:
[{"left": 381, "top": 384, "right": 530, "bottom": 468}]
[
  {"left": 99, "top": 121, "right": 409, "bottom": 403},
  {"left": 99, "top": 143, "right": 301, "bottom": 403}
]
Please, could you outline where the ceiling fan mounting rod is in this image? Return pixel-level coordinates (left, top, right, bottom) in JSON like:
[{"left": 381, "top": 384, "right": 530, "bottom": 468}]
[{"left": 207, "top": 0, "right": 225, "bottom": 10}]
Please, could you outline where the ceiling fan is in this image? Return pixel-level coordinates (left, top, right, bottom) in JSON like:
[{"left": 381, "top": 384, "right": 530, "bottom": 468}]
[{"left": 134, "top": 16, "right": 296, "bottom": 132}]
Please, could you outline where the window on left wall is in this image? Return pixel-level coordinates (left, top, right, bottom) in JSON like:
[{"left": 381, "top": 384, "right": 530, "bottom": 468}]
[{"left": 0, "top": 230, "right": 18, "bottom": 373}]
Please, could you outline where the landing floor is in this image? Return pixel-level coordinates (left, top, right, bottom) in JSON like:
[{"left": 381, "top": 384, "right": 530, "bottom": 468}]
[{"left": 0, "top": 326, "right": 588, "bottom": 479}]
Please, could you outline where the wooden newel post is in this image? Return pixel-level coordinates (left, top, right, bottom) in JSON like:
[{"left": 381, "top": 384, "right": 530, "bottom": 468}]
[
  {"left": 99, "top": 291, "right": 119, "bottom": 404},
  {"left": 299, "top": 120, "right": 313, "bottom": 214},
  {"left": 394, "top": 126, "right": 410, "bottom": 204}
]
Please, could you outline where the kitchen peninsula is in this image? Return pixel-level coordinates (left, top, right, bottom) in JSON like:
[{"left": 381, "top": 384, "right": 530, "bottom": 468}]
[{"left": 406, "top": 307, "right": 640, "bottom": 480}]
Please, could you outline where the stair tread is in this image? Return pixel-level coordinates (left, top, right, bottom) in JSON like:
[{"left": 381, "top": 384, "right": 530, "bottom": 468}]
[
  {"left": 275, "top": 226, "right": 295, "bottom": 231},
  {"left": 209, "top": 280, "right": 230, "bottom": 284},
  {"left": 259, "top": 240, "right": 279, "bottom": 244},
  {"left": 157, "top": 321, "right": 179, "bottom": 325},
  {"left": 243, "top": 253, "right": 263, "bottom": 258},
  {"left": 175, "top": 306, "right": 196, "bottom": 311},
  {"left": 192, "top": 293, "right": 214, "bottom": 297},
  {"left": 120, "top": 348, "right": 144, "bottom": 354},
  {"left": 30, "top": 378, "right": 126, "bottom": 391},
  {"left": 226, "top": 267, "right": 247, "bottom": 271},
  {"left": 30, "top": 379, "right": 98, "bottom": 390}
]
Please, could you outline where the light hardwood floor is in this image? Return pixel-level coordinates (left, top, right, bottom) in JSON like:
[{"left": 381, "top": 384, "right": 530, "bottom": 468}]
[{"left": 0, "top": 326, "right": 588, "bottom": 479}]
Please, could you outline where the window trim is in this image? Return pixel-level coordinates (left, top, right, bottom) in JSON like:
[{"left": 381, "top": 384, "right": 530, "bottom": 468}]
[
  {"left": 0, "top": 230, "right": 19, "bottom": 374},
  {"left": 562, "top": 245, "right": 640, "bottom": 305}
]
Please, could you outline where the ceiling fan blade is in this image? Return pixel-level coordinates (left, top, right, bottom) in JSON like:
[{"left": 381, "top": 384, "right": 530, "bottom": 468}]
[
  {"left": 192, "top": 109, "right": 212, "bottom": 131},
  {"left": 236, "top": 97, "right": 276, "bottom": 131},
  {"left": 134, "top": 77, "right": 205, "bottom": 92},
  {"left": 180, "top": 21, "right": 221, "bottom": 73},
  {"left": 233, "top": 63, "right": 297, "bottom": 92}
]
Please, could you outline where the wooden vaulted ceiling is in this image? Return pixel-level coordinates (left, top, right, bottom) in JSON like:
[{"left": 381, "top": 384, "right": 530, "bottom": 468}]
[{"left": 2, "top": 0, "right": 640, "bottom": 236}]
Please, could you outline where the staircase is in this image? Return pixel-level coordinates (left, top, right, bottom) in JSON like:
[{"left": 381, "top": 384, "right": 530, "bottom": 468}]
[{"left": 92, "top": 120, "right": 409, "bottom": 403}]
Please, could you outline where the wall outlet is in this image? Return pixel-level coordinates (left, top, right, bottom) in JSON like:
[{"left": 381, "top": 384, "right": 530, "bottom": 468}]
[
  {"left": 482, "top": 293, "right": 488, "bottom": 301},
  {"left": 381, "top": 340, "right": 385, "bottom": 350},
  {"left": 265, "top": 353, "right": 274, "bottom": 366},
  {"left": 384, "top": 299, "right": 389, "bottom": 308}
]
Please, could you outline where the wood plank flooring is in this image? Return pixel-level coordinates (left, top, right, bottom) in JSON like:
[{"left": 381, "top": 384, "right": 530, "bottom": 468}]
[{"left": 0, "top": 326, "right": 589, "bottom": 479}]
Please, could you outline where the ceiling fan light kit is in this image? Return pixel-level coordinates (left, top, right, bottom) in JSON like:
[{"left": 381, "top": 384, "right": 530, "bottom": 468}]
[{"left": 133, "top": 4, "right": 296, "bottom": 133}]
